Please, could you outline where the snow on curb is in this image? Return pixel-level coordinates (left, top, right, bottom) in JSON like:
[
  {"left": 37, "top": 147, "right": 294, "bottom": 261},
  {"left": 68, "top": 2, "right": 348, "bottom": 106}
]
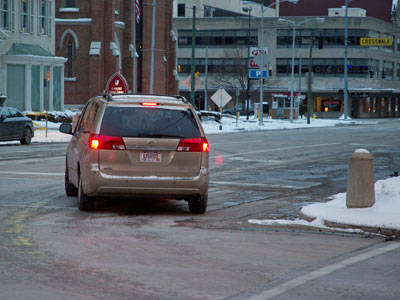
[{"left": 249, "top": 177, "right": 400, "bottom": 237}]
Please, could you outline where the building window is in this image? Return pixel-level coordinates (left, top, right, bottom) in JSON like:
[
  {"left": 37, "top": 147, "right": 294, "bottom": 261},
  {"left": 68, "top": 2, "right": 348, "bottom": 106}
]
[
  {"left": 177, "top": 4, "right": 185, "bottom": 17},
  {"left": 20, "top": 0, "right": 33, "bottom": 33},
  {"left": 178, "top": 29, "right": 258, "bottom": 47},
  {"left": 65, "top": 37, "right": 74, "bottom": 78},
  {"left": 0, "top": 0, "right": 14, "bottom": 31},
  {"left": 39, "top": 0, "right": 51, "bottom": 35},
  {"left": 65, "top": 0, "right": 76, "bottom": 7}
]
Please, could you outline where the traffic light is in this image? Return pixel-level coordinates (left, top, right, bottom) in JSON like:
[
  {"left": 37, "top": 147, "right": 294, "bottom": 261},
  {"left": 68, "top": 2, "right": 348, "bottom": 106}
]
[
  {"left": 382, "top": 69, "right": 386, "bottom": 79},
  {"left": 369, "top": 70, "right": 374, "bottom": 78},
  {"left": 318, "top": 37, "right": 323, "bottom": 49}
]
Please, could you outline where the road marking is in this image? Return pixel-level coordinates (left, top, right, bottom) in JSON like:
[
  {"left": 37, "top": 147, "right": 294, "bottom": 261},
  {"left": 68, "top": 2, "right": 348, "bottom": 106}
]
[
  {"left": 210, "top": 181, "right": 310, "bottom": 189},
  {"left": 0, "top": 171, "right": 64, "bottom": 176},
  {"left": 0, "top": 204, "right": 76, "bottom": 210},
  {"left": 0, "top": 156, "right": 64, "bottom": 166},
  {"left": 210, "top": 143, "right": 341, "bottom": 159},
  {"left": 350, "top": 143, "right": 391, "bottom": 147},
  {"left": 228, "top": 157, "right": 289, "bottom": 164},
  {"left": 246, "top": 243, "right": 400, "bottom": 300}
]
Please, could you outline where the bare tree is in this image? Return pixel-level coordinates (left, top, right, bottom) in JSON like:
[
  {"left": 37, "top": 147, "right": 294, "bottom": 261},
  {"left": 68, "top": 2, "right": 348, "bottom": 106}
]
[{"left": 212, "top": 47, "right": 280, "bottom": 111}]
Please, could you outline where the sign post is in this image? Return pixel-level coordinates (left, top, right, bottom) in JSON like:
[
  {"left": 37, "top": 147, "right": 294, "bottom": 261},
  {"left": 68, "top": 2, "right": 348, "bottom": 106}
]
[{"left": 45, "top": 70, "right": 50, "bottom": 137}]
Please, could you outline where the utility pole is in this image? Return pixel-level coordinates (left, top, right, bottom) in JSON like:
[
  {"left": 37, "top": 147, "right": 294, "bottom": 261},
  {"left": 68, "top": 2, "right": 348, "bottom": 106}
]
[
  {"left": 307, "top": 38, "right": 314, "bottom": 124},
  {"left": 190, "top": 5, "right": 196, "bottom": 105},
  {"left": 205, "top": 46, "right": 208, "bottom": 110}
]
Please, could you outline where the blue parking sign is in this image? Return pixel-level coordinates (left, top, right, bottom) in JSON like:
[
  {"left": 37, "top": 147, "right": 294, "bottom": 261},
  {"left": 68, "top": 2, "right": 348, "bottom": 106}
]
[{"left": 249, "top": 70, "right": 268, "bottom": 79}]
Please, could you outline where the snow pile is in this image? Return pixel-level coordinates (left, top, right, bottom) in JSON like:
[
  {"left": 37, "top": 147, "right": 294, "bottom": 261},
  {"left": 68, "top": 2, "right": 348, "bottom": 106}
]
[
  {"left": 201, "top": 115, "right": 371, "bottom": 134},
  {"left": 249, "top": 176, "right": 400, "bottom": 231}
]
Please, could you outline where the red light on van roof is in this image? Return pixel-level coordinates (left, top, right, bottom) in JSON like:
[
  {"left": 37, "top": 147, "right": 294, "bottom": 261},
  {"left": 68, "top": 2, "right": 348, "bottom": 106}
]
[{"left": 140, "top": 102, "right": 159, "bottom": 106}]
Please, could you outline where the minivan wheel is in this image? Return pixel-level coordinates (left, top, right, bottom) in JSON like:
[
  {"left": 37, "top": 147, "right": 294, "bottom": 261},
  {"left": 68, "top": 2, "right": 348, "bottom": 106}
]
[
  {"left": 188, "top": 194, "right": 208, "bottom": 214},
  {"left": 65, "top": 166, "right": 78, "bottom": 197},
  {"left": 20, "top": 127, "right": 32, "bottom": 145},
  {"left": 77, "top": 176, "right": 95, "bottom": 211}
]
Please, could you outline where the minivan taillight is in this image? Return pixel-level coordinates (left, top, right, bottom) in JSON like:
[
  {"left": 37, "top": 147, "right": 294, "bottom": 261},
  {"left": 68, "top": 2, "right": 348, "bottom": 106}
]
[
  {"left": 176, "top": 138, "right": 209, "bottom": 152},
  {"left": 89, "top": 134, "right": 126, "bottom": 150}
]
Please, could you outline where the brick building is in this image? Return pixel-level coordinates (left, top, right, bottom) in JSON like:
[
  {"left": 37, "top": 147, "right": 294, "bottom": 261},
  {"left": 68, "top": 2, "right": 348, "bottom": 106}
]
[{"left": 56, "top": 0, "right": 178, "bottom": 106}]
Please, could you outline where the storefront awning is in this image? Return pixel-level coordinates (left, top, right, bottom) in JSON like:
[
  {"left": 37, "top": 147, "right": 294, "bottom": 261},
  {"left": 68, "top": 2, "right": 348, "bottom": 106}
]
[
  {"left": 5, "top": 43, "right": 55, "bottom": 57},
  {"left": 3, "top": 43, "right": 67, "bottom": 65}
]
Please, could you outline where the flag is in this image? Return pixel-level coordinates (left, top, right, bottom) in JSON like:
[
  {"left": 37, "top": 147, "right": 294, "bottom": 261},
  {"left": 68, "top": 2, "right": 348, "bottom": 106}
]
[{"left": 135, "top": 0, "right": 141, "bottom": 24}]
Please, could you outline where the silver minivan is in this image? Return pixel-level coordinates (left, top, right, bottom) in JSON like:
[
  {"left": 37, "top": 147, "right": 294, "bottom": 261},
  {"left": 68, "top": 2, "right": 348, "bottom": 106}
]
[{"left": 60, "top": 94, "right": 209, "bottom": 213}]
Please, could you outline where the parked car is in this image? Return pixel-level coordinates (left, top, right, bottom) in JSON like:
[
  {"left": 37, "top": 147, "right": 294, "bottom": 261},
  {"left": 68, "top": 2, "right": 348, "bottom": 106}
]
[
  {"left": 0, "top": 106, "right": 34, "bottom": 144},
  {"left": 59, "top": 94, "right": 210, "bottom": 213},
  {"left": 223, "top": 102, "right": 269, "bottom": 116}
]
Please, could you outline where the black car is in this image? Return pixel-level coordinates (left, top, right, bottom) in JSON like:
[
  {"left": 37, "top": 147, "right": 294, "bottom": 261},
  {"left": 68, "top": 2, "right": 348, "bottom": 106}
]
[{"left": 0, "top": 106, "right": 34, "bottom": 144}]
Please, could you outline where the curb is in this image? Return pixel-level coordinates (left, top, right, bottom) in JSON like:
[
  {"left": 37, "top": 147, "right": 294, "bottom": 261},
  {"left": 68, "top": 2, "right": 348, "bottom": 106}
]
[{"left": 299, "top": 211, "right": 400, "bottom": 238}]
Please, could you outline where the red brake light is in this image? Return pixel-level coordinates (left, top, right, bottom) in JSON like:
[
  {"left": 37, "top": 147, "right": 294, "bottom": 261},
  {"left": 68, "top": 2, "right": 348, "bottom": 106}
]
[
  {"left": 177, "top": 137, "right": 209, "bottom": 152},
  {"left": 89, "top": 135, "right": 126, "bottom": 150},
  {"left": 140, "top": 102, "right": 159, "bottom": 106}
]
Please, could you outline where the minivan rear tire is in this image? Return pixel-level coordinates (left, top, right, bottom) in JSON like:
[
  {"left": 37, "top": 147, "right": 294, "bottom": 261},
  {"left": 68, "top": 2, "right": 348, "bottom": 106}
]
[
  {"left": 188, "top": 194, "right": 207, "bottom": 214},
  {"left": 65, "top": 165, "right": 78, "bottom": 197},
  {"left": 78, "top": 176, "right": 95, "bottom": 211}
]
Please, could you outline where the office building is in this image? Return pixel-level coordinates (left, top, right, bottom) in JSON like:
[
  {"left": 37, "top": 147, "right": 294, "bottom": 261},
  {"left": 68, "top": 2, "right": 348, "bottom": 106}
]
[{"left": 174, "top": 0, "right": 400, "bottom": 118}]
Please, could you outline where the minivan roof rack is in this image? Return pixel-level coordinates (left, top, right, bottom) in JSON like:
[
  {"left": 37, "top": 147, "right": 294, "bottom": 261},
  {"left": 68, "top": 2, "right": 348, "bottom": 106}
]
[
  {"left": 102, "top": 93, "right": 113, "bottom": 102},
  {"left": 169, "top": 95, "right": 190, "bottom": 104},
  {"left": 103, "top": 93, "right": 191, "bottom": 104}
]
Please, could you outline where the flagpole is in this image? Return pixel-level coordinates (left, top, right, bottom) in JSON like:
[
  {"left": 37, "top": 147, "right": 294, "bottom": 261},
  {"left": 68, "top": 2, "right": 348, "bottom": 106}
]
[{"left": 132, "top": 0, "right": 137, "bottom": 93}]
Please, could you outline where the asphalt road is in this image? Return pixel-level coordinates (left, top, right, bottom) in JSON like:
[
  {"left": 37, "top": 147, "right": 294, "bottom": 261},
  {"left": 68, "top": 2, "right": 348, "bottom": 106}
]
[{"left": 0, "top": 119, "right": 399, "bottom": 300}]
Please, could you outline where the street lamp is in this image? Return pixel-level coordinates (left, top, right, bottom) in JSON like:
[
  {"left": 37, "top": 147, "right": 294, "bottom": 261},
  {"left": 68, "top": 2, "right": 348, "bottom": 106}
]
[
  {"left": 278, "top": 17, "right": 325, "bottom": 122},
  {"left": 344, "top": 0, "right": 349, "bottom": 120},
  {"left": 242, "top": 0, "right": 298, "bottom": 125},
  {"left": 242, "top": 5, "right": 252, "bottom": 120}
]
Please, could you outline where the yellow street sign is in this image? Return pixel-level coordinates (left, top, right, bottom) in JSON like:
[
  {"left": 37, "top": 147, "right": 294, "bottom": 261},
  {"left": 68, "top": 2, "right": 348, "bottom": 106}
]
[{"left": 360, "top": 37, "right": 392, "bottom": 46}]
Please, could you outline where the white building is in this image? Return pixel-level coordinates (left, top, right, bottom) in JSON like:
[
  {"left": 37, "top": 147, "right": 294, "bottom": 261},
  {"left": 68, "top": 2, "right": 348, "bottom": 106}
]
[{"left": 0, "top": 0, "right": 67, "bottom": 112}]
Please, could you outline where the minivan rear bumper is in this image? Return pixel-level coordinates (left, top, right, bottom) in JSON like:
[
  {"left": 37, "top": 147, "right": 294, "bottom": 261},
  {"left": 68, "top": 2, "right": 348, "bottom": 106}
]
[{"left": 81, "top": 163, "right": 209, "bottom": 198}]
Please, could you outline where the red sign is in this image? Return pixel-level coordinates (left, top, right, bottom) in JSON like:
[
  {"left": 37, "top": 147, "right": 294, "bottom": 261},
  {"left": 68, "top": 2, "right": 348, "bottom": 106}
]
[
  {"left": 249, "top": 59, "right": 268, "bottom": 69},
  {"left": 105, "top": 72, "right": 129, "bottom": 94}
]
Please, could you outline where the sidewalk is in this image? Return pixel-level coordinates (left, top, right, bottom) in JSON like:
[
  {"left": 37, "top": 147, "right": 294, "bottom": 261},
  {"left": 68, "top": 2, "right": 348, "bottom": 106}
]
[{"left": 250, "top": 176, "right": 400, "bottom": 238}]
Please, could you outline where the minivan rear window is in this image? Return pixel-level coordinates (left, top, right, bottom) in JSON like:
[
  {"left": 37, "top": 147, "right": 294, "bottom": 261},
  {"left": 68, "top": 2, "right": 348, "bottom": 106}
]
[{"left": 100, "top": 106, "right": 201, "bottom": 138}]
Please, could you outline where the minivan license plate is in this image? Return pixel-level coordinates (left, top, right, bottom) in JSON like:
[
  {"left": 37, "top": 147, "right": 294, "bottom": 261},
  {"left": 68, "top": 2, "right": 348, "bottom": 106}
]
[{"left": 140, "top": 151, "right": 162, "bottom": 163}]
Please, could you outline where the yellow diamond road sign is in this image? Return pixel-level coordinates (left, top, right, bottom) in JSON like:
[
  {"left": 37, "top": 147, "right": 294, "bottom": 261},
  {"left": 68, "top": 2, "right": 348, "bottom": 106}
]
[{"left": 360, "top": 37, "right": 392, "bottom": 46}]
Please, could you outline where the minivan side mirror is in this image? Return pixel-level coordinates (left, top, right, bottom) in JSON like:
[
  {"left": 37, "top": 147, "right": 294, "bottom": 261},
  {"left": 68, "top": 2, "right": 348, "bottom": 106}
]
[{"left": 59, "top": 123, "right": 73, "bottom": 135}]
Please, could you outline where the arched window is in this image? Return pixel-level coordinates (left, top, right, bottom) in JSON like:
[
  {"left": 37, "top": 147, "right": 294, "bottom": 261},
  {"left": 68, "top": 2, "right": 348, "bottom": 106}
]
[{"left": 65, "top": 37, "right": 74, "bottom": 78}]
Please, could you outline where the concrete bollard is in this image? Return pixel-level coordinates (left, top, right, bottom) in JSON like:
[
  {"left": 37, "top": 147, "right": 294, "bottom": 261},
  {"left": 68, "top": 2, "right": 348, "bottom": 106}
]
[{"left": 346, "top": 149, "right": 375, "bottom": 208}]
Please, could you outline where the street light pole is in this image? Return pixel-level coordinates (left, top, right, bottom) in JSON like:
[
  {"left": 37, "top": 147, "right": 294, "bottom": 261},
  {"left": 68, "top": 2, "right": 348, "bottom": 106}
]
[
  {"left": 242, "top": 6, "right": 252, "bottom": 120},
  {"left": 344, "top": 0, "right": 349, "bottom": 120},
  {"left": 279, "top": 17, "right": 325, "bottom": 123},
  {"left": 307, "top": 38, "right": 314, "bottom": 124},
  {"left": 289, "top": 25, "right": 296, "bottom": 122},
  {"left": 259, "top": 2, "right": 264, "bottom": 125},
  {"left": 190, "top": 5, "right": 196, "bottom": 106}
]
